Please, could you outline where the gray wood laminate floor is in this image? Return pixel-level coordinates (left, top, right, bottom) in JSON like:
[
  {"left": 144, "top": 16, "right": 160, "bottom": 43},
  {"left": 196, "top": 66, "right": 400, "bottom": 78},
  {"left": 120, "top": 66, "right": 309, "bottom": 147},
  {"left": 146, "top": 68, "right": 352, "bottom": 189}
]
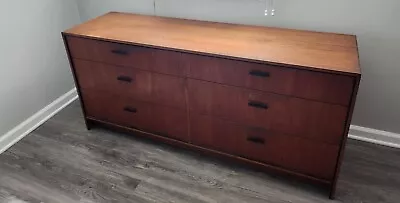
[{"left": 0, "top": 101, "right": 399, "bottom": 203}]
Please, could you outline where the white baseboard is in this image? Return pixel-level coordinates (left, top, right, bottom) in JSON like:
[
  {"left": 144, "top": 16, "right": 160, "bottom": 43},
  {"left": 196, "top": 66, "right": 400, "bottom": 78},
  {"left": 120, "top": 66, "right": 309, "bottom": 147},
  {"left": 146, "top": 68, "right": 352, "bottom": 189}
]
[
  {"left": 0, "top": 88, "right": 78, "bottom": 154},
  {"left": 349, "top": 125, "right": 400, "bottom": 149}
]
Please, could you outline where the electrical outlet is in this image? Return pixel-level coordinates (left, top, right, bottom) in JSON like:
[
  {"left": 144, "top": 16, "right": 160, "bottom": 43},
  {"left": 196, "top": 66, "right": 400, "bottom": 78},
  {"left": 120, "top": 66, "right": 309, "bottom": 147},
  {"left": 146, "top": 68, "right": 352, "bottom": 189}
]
[{"left": 264, "top": 0, "right": 275, "bottom": 16}]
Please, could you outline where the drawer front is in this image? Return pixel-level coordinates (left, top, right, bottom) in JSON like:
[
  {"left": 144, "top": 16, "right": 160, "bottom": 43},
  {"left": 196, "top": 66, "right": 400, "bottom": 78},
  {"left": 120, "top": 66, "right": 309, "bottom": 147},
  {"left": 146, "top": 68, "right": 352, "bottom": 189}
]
[
  {"left": 187, "top": 54, "right": 296, "bottom": 95},
  {"left": 190, "top": 114, "right": 339, "bottom": 180},
  {"left": 188, "top": 79, "right": 347, "bottom": 144},
  {"left": 293, "top": 70, "right": 354, "bottom": 106},
  {"left": 187, "top": 54, "right": 354, "bottom": 105},
  {"left": 82, "top": 90, "right": 188, "bottom": 142},
  {"left": 67, "top": 36, "right": 188, "bottom": 76},
  {"left": 73, "top": 59, "right": 186, "bottom": 110}
]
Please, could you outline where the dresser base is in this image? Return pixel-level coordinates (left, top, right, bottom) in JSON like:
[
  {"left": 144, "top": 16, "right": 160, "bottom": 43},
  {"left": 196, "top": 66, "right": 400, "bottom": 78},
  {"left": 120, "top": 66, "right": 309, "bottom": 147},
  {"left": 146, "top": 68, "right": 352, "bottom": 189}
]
[{"left": 85, "top": 117, "right": 336, "bottom": 199}]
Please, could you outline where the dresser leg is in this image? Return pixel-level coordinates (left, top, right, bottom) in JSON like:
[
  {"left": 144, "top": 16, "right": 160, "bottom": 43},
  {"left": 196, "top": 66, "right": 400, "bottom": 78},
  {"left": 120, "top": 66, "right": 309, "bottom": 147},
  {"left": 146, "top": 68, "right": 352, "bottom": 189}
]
[
  {"left": 84, "top": 119, "right": 93, "bottom": 130},
  {"left": 329, "top": 184, "right": 336, "bottom": 200}
]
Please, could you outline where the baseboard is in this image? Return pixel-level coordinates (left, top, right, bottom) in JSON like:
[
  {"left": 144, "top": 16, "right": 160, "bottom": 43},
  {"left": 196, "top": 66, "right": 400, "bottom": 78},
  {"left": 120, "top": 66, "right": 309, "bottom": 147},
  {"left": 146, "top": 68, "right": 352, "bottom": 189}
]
[
  {"left": 349, "top": 125, "right": 400, "bottom": 149},
  {"left": 0, "top": 88, "right": 78, "bottom": 154}
]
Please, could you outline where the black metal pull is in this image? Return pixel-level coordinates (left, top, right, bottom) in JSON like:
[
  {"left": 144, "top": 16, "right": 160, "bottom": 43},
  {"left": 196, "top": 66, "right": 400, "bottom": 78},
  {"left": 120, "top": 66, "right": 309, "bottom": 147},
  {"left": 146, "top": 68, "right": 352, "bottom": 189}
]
[
  {"left": 123, "top": 107, "right": 137, "bottom": 113},
  {"left": 247, "top": 137, "right": 265, "bottom": 144},
  {"left": 248, "top": 101, "right": 268, "bottom": 109},
  {"left": 117, "top": 76, "right": 132, "bottom": 83},
  {"left": 249, "top": 70, "right": 270, "bottom": 77},
  {"left": 111, "top": 49, "right": 129, "bottom": 55}
]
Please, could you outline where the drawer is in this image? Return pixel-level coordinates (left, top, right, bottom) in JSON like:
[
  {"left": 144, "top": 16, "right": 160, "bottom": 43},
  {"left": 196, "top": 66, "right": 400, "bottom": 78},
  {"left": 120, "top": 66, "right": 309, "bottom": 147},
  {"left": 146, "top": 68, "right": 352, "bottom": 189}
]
[
  {"left": 188, "top": 79, "right": 347, "bottom": 145},
  {"left": 67, "top": 36, "right": 188, "bottom": 76},
  {"left": 81, "top": 90, "right": 188, "bottom": 142},
  {"left": 187, "top": 54, "right": 296, "bottom": 95},
  {"left": 190, "top": 114, "right": 339, "bottom": 180},
  {"left": 73, "top": 59, "right": 186, "bottom": 110},
  {"left": 292, "top": 70, "right": 354, "bottom": 106},
  {"left": 187, "top": 54, "right": 354, "bottom": 105}
]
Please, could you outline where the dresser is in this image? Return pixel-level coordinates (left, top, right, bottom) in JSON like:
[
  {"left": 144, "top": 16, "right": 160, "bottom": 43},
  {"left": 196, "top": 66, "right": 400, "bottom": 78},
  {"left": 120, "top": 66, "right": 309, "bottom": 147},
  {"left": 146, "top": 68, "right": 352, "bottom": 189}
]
[{"left": 62, "top": 12, "right": 361, "bottom": 199}]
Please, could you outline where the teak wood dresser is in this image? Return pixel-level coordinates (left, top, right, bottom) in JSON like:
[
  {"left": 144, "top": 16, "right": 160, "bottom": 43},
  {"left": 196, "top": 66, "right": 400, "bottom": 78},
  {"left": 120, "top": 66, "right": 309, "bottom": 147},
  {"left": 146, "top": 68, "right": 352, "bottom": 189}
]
[{"left": 62, "top": 12, "right": 361, "bottom": 199}]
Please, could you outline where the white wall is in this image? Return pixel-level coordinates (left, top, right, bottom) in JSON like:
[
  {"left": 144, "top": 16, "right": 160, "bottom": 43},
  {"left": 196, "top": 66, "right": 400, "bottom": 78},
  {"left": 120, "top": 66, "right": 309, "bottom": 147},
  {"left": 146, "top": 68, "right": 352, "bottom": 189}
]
[
  {"left": 76, "top": 0, "right": 400, "bottom": 134},
  {"left": 0, "top": 0, "right": 81, "bottom": 136},
  {"left": 76, "top": 0, "right": 154, "bottom": 22}
]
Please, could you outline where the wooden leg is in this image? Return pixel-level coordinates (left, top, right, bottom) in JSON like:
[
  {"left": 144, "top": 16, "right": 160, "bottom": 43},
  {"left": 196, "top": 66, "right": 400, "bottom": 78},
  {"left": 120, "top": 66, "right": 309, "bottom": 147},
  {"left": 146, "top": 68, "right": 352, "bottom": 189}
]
[
  {"left": 329, "top": 183, "right": 336, "bottom": 200},
  {"left": 84, "top": 118, "right": 93, "bottom": 130}
]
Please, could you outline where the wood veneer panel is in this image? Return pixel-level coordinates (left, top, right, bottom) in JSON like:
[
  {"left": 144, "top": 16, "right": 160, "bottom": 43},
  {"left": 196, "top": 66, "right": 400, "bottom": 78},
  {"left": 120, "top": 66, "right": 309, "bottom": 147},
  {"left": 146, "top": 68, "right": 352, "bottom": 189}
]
[
  {"left": 64, "top": 12, "right": 360, "bottom": 74},
  {"left": 187, "top": 53, "right": 354, "bottom": 105},
  {"left": 188, "top": 79, "right": 348, "bottom": 145},
  {"left": 73, "top": 59, "right": 186, "bottom": 110},
  {"left": 82, "top": 89, "right": 189, "bottom": 142},
  {"left": 67, "top": 36, "right": 188, "bottom": 77},
  {"left": 190, "top": 114, "right": 339, "bottom": 180}
]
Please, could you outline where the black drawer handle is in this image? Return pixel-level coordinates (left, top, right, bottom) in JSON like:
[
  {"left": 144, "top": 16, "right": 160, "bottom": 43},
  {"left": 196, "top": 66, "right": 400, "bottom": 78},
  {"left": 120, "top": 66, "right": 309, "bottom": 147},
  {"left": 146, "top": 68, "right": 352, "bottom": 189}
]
[
  {"left": 111, "top": 49, "right": 129, "bottom": 55},
  {"left": 248, "top": 101, "right": 268, "bottom": 109},
  {"left": 117, "top": 76, "right": 133, "bottom": 83},
  {"left": 249, "top": 70, "right": 270, "bottom": 77},
  {"left": 123, "top": 107, "right": 137, "bottom": 113},
  {"left": 247, "top": 137, "right": 265, "bottom": 144}
]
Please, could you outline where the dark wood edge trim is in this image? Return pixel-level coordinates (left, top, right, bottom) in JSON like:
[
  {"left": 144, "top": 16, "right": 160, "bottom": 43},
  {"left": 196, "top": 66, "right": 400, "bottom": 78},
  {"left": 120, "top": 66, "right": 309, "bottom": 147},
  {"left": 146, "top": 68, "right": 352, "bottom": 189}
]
[
  {"left": 86, "top": 117, "right": 332, "bottom": 186},
  {"left": 62, "top": 32, "right": 91, "bottom": 130},
  {"left": 329, "top": 74, "right": 361, "bottom": 199},
  {"left": 63, "top": 34, "right": 361, "bottom": 77}
]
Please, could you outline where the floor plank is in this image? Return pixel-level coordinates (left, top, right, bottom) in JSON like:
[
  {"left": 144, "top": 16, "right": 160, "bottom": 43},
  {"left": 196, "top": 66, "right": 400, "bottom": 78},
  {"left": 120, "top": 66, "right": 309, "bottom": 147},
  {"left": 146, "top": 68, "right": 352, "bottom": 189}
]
[{"left": 0, "top": 101, "right": 399, "bottom": 203}]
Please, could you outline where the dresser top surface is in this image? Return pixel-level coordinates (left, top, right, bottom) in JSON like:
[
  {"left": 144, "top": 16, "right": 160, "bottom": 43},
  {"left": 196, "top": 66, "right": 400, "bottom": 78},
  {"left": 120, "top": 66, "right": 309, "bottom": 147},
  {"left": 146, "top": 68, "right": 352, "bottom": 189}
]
[{"left": 64, "top": 12, "right": 360, "bottom": 74}]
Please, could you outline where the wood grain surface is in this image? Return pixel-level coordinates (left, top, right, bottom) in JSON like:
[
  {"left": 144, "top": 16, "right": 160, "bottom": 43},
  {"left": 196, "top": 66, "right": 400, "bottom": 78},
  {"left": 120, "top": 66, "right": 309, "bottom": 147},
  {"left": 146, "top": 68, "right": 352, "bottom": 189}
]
[
  {"left": 67, "top": 36, "right": 189, "bottom": 77},
  {"left": 73, "top": 59, "right": 187, "bottom": 110},
  {"left": 61, "top": 12, "right": 362, "bottom": 200},
  {"left": 81, "top": 90, "right": 189, "bottom": 142},
  {"left": 187, "top": 53, "right": 297, "bottom": 96},
  {"left": 188, "top": 79, "right": 348, "bottom": 145},
  {"left": 190, "top": 114, "right": 340, "bottom": 180},
  {"left": 0, "top": 101, "right": 398, "bottom": 203},
  {"left": 64, "top": 12, "right": 360, "bottom": 74}
]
